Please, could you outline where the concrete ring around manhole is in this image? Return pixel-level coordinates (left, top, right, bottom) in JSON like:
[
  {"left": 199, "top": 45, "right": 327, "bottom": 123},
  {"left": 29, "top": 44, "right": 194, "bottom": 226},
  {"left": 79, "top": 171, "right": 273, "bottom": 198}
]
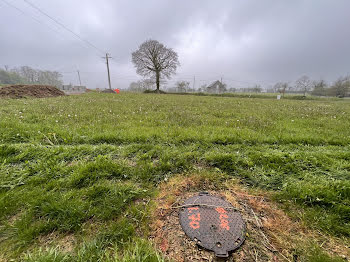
[{"left": 179, "top": 192, "right": 246, "bottom": 258}]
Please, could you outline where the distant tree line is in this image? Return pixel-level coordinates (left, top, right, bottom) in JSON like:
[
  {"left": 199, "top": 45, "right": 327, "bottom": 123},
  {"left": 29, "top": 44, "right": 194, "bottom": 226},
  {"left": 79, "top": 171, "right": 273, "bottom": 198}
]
[
  {"left": 310, "top": 77, "right": 350, "bottom": 97},
  {"left": 128, "top": 79, "right": 155, "bottom": 92},
  {"left": 127, "top": 74, "right": 350, "bottom": 98},
  {"left": 0, "top": 66, "right": 63, "bottom": 87},
  {"left": 272, "top": 75, "right": 350, "bottom": 98}
]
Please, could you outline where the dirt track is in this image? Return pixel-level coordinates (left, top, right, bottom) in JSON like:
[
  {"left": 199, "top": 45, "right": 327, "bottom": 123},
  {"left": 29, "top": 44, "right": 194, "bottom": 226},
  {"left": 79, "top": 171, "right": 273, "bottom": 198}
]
[{"left": 0, "top": 85, "right": 65, "bottom": 98}]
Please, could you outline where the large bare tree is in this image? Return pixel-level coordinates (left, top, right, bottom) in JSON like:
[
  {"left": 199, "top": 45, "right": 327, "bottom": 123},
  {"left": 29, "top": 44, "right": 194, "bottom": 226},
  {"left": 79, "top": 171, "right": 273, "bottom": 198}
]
[{"left": 132, "top": 40, "right": 179, "bottom": 92}]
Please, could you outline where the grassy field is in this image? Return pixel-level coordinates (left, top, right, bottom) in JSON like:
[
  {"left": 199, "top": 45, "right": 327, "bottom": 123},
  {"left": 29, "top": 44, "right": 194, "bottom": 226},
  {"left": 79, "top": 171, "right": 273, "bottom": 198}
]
[{"left": 0, "top": 92, "right": 349, "bottom": 261}]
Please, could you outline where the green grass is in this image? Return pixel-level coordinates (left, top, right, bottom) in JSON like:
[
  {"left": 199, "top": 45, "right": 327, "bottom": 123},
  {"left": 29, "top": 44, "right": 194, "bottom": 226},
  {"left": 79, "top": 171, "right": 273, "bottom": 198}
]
[
  {"left": 22, "top": 239, "right": 166, "bottom": 262},
  {"left": 1, "top": 92, "right": 349, "bottom": 145},
  {"left": 0, "top": 92, "right": 349, "bottom": 261},
  {"left": 169, "top": 91, "right": 342, "bottom": 101}
]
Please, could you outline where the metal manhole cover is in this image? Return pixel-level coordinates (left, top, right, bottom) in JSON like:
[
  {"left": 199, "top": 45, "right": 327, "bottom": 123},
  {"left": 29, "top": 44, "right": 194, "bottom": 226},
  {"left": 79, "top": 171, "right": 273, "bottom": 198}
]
[{"left": 179, "top": 192, "right": 246, "bottom": 258}]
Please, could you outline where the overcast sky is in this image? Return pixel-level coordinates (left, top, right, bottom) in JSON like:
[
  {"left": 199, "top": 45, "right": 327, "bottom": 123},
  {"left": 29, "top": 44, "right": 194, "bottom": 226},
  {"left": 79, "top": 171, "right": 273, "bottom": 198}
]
[{"left": 1, "top": 0, "right": 350, "bottom": 89}]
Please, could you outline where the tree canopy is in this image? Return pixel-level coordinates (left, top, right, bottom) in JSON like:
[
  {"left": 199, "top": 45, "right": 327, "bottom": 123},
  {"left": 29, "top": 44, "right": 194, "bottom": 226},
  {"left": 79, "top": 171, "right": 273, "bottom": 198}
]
[
  {"left": 132, "top": 40, "right": 179, "bottom": 92},
  {"left": 0, "top": 66, "right": 63, "bottom": 87}
]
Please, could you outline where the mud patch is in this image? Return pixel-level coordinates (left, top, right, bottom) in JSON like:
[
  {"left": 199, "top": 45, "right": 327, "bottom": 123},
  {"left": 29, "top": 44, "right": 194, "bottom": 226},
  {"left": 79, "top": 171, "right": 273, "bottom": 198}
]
[{"left": 149, "top": 175, "right": 349, "bottom": 261}]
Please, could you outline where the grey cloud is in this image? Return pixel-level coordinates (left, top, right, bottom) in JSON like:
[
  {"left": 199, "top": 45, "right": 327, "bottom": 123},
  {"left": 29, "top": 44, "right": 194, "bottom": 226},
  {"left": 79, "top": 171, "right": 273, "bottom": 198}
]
[{"left": 1, "top": 0, "right": 350, "bottom": 89}]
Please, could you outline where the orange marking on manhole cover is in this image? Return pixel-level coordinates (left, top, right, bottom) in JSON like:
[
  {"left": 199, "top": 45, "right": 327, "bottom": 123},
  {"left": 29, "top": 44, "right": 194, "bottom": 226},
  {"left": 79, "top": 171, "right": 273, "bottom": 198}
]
[
  {"left": 216, "top": 207, "right": 230, "bottom": 230},
  {"left": 179, "top": 192, "right": 246, "bottom": 258}
]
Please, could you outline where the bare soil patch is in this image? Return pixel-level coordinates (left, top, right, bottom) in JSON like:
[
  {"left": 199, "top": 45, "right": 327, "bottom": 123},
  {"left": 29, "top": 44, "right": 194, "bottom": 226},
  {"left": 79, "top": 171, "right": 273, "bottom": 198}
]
[
  {"left": 0, "top": 85, "right": 65, "bottom": 99},
  {"left": 37, "top": 232, "right": 76, "bottom": 253},
  {"left": 149, "top": 174, "right": 349, "bottom": 261}
]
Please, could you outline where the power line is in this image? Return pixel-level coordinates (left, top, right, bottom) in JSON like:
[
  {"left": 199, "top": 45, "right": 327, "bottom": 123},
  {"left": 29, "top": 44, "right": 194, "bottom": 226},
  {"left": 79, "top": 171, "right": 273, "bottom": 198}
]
[
  {"left": 23, "top": 0, "right": 106, "bottom": 56},
  {"left": 1, "top": 0, "right": 104, "bottom": 57},
  {"left": 21, "top": 0, "right": 114, "bottom": 86},
  {"left": 0, "top": 0, "right": 65, "bottom": 38}
]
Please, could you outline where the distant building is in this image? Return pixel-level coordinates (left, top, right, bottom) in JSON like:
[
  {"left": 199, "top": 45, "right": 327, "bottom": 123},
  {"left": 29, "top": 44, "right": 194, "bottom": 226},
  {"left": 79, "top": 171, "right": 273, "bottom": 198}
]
[
  {"left": 59, "top": 84, "right": 86, "bottom": 94},
  {"left": 206, "top": 80, "right": 227, "bottom": 93}
]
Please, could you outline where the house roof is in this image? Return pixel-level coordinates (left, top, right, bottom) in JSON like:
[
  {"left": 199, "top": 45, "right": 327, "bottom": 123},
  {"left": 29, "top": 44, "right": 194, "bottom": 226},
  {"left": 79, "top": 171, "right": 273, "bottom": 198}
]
[{"left": 207, "top": 80, "right": 224, "bottom": 89}]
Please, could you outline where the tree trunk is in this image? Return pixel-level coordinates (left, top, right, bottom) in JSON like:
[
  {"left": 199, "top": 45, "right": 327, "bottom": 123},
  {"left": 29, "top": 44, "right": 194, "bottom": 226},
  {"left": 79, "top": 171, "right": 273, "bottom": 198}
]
[{"left": 156, "top": 71, "right": 160, "bottom": 93}]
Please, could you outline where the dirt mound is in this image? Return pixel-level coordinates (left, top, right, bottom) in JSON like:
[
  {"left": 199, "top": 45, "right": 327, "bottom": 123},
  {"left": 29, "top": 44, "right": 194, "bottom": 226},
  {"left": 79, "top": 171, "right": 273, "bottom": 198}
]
[{"left": 0, "top": 85, "right": 65, "bottom": 99}]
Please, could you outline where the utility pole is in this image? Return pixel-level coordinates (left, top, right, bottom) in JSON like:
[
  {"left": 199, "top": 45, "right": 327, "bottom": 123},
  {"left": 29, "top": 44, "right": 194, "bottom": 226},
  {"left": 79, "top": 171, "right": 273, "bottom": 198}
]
[
  {"left": 77, "top": 70, "right": 82, "bottom": 86},
  {"left": 103, "top": 53, "right": 112, "bottom": 90},
  {"left": 193, "top": 76, "right": 196, "bottom": 90}
]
